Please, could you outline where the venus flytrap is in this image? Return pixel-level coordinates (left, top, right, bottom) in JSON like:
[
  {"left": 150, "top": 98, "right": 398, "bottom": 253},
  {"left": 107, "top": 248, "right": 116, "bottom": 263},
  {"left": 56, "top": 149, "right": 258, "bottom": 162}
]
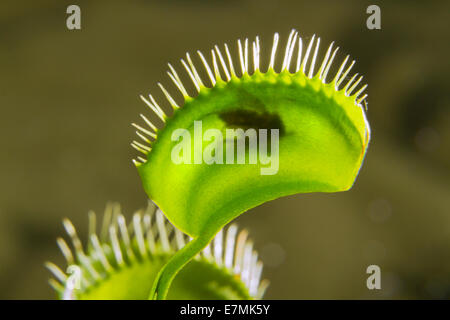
[
  {"left": 47, "top": 202, "right": 268, "bottom": 300},
  {"left": 132, "top": 29, "right": 371, "bottom": 299}
]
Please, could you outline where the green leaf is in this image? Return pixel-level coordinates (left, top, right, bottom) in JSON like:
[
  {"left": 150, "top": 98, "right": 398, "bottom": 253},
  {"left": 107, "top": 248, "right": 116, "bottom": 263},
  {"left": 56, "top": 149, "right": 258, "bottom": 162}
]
[{"left": 133, "top": 30, "right": 370, "bottom": 299}]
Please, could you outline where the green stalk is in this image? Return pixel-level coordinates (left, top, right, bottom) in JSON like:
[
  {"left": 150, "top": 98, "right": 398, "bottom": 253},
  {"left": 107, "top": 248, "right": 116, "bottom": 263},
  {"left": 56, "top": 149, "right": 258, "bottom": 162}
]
[{"left": 149, "top": 234, "right": 214, "bottom": 300}]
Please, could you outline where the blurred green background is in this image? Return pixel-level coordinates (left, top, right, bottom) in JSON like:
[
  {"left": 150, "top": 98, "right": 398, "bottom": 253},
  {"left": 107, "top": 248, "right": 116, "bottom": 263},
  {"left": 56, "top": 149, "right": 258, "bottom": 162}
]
[{"left": 0, "top": 0, "right": 449, "bottom": 299}]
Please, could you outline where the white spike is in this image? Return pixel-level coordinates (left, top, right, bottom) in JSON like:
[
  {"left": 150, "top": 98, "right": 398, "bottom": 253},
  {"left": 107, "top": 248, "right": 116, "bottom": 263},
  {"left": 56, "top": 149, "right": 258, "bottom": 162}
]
[
  {"left": 143, "top": 214, "right": 156, "bottom": 253},
  {"left": 344, "top": 73, "right": 359, "bottom": 94},
  {"left": 238, "top": 39, "right": 246, "bottom": 75},
  {"left": 286, "top": 32, "right": 298, "bottom": 72},
  {"left": 139, "top": 114, "right": 158, "bottom": 136},
  {"left": 148, "top": 94, "right": 167, "bottom": 121},
  {"left": 224, "top": 224, "right": 238, "bottom": 269},
  {"left": 354, "top": 84, "right": 368, "bottom": 99},
  {"left": 156, "top": 209, "right": 170, "bottom": 251},
  {"left": 175, "top": 229, "right": 186, "bottom": 250},
  {"left": 135, "top": 131, "right": 151, "bottom": 144},
  {"left": 347, "top": 76, "right": 364, "bottom": 96},
  {"left": 186, "top": 53, "right": 205, "bottom": 87},
  {"left": 100, "top": 203, "right": 113, "bottom": 242},
  {"left": 241, "top": 242, "right": 253, "bottom": 287},
  {"left": 234, "top": 229, "right": 248, "bottom": 274},
  {"left": 133, "top": 213, "right": 147, "bottom": 257},
  {"left": 212, "top": 50, "right": 223, "bottom": 82},
  {"left": 90, "top": 234, "right": 113, "bottom": 272},
  {"left": 144, "top": 199, "right": 156, "bottom": 217},
  {"left": 140, "top": 95, "right": 166, "bottom": 123},
  {"left": 317, "top": 41, "right": 333, "bottom": 79},
  {"left": 132, "top": 140, "right": 151, "bottom": 152},
  {"left": 158, "top": 83, "right": 179, "bottom": 109},
  {"left": 88, "top": 211, "right": 96, "bottom": 246},
  {"left": 167, "top": 72, "right": 187, "bottom": 98},
  {"left": 321, "top": 46, "right": 339, "bottom": 82},
  {"left": 248, "top": 251, "right": 258, "bottom": 290},
  {"left": 197, "top": 50, "right": 216, "bottom": 86},
  {"left": 57, "top": 237, "right": 74, "bottom": 265},
  {"left": 336, "top": 59, "right": 355, "bottom": 89},
  {"left": 282, "top": 30, "right": 294, "bottom": 70},
  {"left": 45, "top": 262, "right": 67, "bottom": 283},
  {"left": 300, "top": 35, "right": 316, "bottom": 73},
  {"left": 118, "top": 214, "right": 135, "bottom": 260},
  {"left": 295, "top": 35, "right": 303, "bottom": 72},
  {"left": 142, "top": 213, "right": 151, "bottom": 231},
  {"left": 269, "top": 33, "right": 279, "bottom": 70},
  {"left": 224, "top": 44, "right": 236, "bottom": 78},
  {"left": 133, "top": 122, "right": 156, "bottom": 139},
  {"left": 214, "top": 229, "right": 223, "bottom": 265},
  {"left": 253, "top": 41, "right": 257, "bottom": 72},
  {"left": 250, "top": 261, "right": 263, "bottom": 297},
  {"left": 49, "top": 278, "right": 64, "bottom": 292},
  {"left": 180, "top": 59, "right": 200, "bottom": 93},
  {"left": 109, "top": 225, "right": 124, "bottom": 266},
  {"left": 112, "top": 203, "right": 121, "bottom": 223},
  {"left": 167, "top": 63, "right": 189, "bottom": 97},
  {"left": 308, "top": 37, "right": 320, "bottom": 78},
  {"left": 357, "top": 93, "right": 368, "bottom": 105},
  {"left": 63, "top": 218, "right": 84, "bottom": 256},
  {"left": 253, "top": 36, "right": 260, "bottom": 72},
  {"left": 131, "top": 143, "right": 149, "bottom": 155},
  {"left": 282, "top": 30, "right": 297, "bottom": 71},
  {"left": 215, "top": 45, "right": 231, "bottom": 81},
  {"left": 333, "top": 55, "right": 349, "bottom": 87},
  {"left": 244, "top": 38, "right": 249, "bottom": 74},
  {"left": 136, "top": 131, "right": 152, "bottom": 144}
]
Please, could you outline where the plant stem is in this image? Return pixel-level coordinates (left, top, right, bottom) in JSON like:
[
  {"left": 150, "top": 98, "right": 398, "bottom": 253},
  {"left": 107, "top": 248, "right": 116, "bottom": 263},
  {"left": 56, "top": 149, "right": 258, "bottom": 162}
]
[{"left": 148, "top": 233, "right": 214, "bottom": 300}]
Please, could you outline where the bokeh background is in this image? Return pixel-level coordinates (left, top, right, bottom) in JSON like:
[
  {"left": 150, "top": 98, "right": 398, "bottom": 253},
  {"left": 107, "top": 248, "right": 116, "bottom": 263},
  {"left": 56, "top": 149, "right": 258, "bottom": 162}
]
[{"left": 0, "top": 0, "right": 449, "bottom": 299}]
